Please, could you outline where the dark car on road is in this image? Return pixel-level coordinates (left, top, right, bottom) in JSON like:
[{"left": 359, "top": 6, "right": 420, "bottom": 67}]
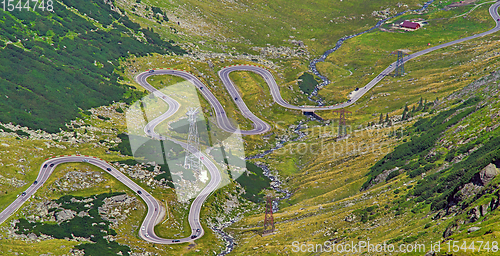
[
  {"left": 172, "top": 239, "right": 180, "bottom": 243},
  {"left": 191, "top": 235, "right": 197, "bottom": 239},
  {"left": 33, "top": 181, "right": 38, "bottom": 185},
  {"left": 235, "top": 97, "right": 238, "bottom": 100},
  {"left": 137, "top": 190, "right": 142, "bottom": 194},
  {"left": 43, "top": 164, "right": 48, "bottom": 168},
  {"left": 149, "top": 70, "right": 155, "bottom": 73},
  {"left": 49, "top": 163, "right": 55, "bottom": 167},
  {"left": 21, "top": 192, "right": 26, "bottom": 196},
  {"left": 106, "top": 168, "right": 111, "bottom": 172},
  {"left": 355, "top": 88, "right": 359, "bottom": 91},
  {"left": 347, "top": 99, "right": 351, "bottom": 103},
  {"left": 196, "top": 228, "right": 201, "bottom": 232}
]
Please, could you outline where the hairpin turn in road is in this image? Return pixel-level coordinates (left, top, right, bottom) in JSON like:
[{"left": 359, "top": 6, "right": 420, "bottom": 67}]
[{"left": 0, "top": 1, "right": 499, "bottom": 246}]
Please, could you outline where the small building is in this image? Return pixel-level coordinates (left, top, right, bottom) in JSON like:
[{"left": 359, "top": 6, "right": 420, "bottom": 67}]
[{"left": 401, "top": 21, "right": 421, "bottom": 30}]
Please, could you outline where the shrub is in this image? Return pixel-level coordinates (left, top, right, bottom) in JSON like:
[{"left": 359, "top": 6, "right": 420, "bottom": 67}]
[
  {"left": 386, "top": 170, "right": 400, "bottom": 182},
  {"left": 298, "top": 73, "right": 318, "bottom": 94}
]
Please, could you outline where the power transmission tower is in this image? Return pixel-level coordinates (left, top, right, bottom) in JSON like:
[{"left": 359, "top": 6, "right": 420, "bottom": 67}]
[
  {"left": 184, "top": 107, "right": 202, "bottom": 173},
  {"left": 332, "top": 108, "right": 352, "bottom": 137},
  {"left": 392, "top": 50, "right": 409, "bottom": 77},
  {"left": 263, "top": 196, "right": 275, "bottom": 234}
]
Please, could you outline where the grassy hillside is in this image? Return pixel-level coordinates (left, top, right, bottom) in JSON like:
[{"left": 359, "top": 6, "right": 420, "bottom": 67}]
[
  {"left": 317, "top": 0, "right": 495, "bottom": 104},
  {"left": 227, "top": 38, "right": 500, "bottom": 255},
  {"left": 0, "top": 0, "right": 184, "bottom": 133},
  {"left": 0, "top": 101, "right": 237, "bottom": 255},
  {"left": 117, "top": 0, "right": 499, "bottom": 126},
  {"left": 125, "top": 0, "right": 423, "bottom": 53},
  {"left": 2, "top": 0, "right": 500, "bottom": 255}
]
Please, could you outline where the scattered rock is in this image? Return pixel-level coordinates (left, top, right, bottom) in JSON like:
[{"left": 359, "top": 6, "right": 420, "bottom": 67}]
[
  {"left": 77, "top": 211, "right": 90, "bottom": 217},
  {"left": 50, "top": 170, "right": 106, "bottom": 192},
  {"left": 370, "top": 167, "right": 400, "bottom": 186},
  {"left": 55, "top": 209, "right": 77, "bottom": 222},
  {"left": 468, "top": 206, "right": 481, "bottom": 223},
  {"left": 0, "top": 174, "right": 27, "bottom": 188},
  {"left": 443, "top": 223, "right": 460, "bottom": 238},
  {"left": 468, "top": 227, "right": 481, "bottom": 233},
  {"left": 344, "top": 215, "right": 356, "bottom": 222},
  {"left": 98, "top": 194, "right": 139, "bottom": 227},
  {"left": 458, "top": 182, "right": 482, "bottom": 201}
]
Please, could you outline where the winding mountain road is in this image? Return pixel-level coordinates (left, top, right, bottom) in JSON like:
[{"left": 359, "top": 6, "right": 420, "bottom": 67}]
[
  {"left": 0, "top": 78, "right": 222, "bottom": 245},
  {"left": 136, "top": 2, "right": 500, "bottom": 136},
  {"left": 133, "top": 73, "right": 223, "bottom": 244},
  {"left": 0, "top": 1, "right": 499, "bottom": 248}
]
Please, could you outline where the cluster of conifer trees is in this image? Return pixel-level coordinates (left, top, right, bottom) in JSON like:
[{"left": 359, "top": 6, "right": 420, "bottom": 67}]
[{"left": 0, "top": 0, "right": 184, "bottom": 133}]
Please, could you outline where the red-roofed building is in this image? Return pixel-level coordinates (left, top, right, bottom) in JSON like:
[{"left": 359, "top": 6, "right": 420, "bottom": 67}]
[{"left": 401, "top": 21, "right": 421, "bottom": 30}]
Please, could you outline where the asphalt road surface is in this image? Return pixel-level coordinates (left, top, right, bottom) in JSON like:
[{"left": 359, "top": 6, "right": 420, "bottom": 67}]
[
  {"left": 0, "top": 77, "right": 223, "bottom": 245},
  {"left": 136, "top": 2, "right": 500, "bottom": 135},
  {"left": 1, "top": 0, "right": 499, "bottom": 246},
  {"left": 220, "top": 1, "right": 500, "bottom": 113},
  {"left": 136, "top": 69, "right": 270, "bottom": 135}
]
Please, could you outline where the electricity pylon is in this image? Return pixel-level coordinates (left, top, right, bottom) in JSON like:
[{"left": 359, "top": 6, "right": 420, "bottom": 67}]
[
  {"left": 391, "top": 50, "right": 409, "bottom": 77},
  {"left": 263, "top": 196, "right": 275, "bottom": 234},
  {"left": 184, "top": 107, "right": 202, "bottom": 173},
  {"left": 333, "top": 108, "right": 352, "bottom": 137}
]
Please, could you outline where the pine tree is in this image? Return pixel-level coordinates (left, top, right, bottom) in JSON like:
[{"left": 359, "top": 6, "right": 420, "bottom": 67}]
[
  {"left": 417, "top": 97, "right": 423, "bottom": 111},
  {"left": 385, "top": 113, "right": 389, "bottom": 123},
  {"left": 379, "top": 113, "right": 383, "bottom": 124},
  {"left": 411, "top": 105, "right": 415, "bottom": 113}
]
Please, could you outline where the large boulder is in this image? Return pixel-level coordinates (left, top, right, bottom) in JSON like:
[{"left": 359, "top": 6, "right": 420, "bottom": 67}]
[
  {"left": 479, "top": 163, "right": 499, "bottom": 185},
  {"left": 468, "top": 227, "right": 481, "bottom": 233},
  {"left": 55, "top": 209, "right": 76, "bottom": 222},
  {"left": 109, "top": 194, "right": 127, "bottom": 203}
]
